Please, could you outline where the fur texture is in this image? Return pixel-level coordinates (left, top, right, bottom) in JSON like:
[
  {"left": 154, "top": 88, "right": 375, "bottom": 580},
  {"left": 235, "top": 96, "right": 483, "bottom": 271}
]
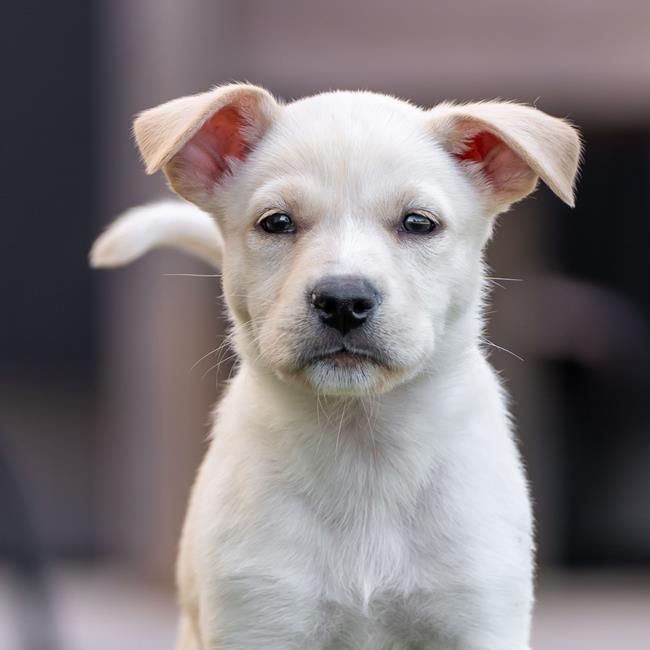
[
  {"left": 93, "top": 84, "right": 581, "bottom": 649},
  {"left": 90, "top": 200, "right": 223, "bottom": 268}
]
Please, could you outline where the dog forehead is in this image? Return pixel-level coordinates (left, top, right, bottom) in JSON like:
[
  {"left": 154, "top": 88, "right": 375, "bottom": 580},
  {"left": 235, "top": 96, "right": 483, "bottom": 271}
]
[
  {"left": 281, "top": 90, "right": 427, "bottom": 147},
  {"left": 286, "top": 89, "right": 422, "bottom": 118},
  {"left": 244, "top": 91, "right": 446, "bottom": 197}
]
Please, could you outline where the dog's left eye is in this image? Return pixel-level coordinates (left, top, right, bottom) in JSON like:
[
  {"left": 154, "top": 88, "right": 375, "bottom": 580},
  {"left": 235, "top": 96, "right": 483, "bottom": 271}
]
[
  {"left": 401, "top": 212, "right": 438, "bottom": 234},
  {"left": 258, "top": 212, "right": 296, "bottom": 234}
]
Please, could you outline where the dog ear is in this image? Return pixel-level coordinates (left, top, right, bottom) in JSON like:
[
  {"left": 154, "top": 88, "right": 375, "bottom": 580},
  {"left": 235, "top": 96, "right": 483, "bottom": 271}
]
[
  {"left": 428, "top": 101, "right": 582, "bottom": 211},
  {"left": 133, "top": 83, "right": 280, "bottom": 208}
]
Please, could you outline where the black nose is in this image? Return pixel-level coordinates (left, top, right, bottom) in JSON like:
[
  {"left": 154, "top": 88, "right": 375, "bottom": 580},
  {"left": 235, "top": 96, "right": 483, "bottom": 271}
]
[{"left": 310, "top": 276, "right": 380, "bottom": 335}]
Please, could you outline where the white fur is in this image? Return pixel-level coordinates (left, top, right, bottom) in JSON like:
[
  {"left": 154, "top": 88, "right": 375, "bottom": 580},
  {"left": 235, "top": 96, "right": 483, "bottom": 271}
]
[
  {"left": 89, "top": 200, "right": 223, "bottom": 268},
  {"left": 93, "top": 85, "right": 581, "bottom": 649}
]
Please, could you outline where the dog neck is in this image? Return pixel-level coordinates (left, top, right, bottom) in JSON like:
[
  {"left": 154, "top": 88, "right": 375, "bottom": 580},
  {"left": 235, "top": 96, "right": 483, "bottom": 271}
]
[{"left": 216, "top": 306, "right": 496, "bottom": 516}]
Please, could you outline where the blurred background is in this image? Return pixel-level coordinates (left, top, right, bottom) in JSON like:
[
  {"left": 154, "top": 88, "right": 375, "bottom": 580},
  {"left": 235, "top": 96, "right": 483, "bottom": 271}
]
[{"left": 2, "top": 1, "right": 650, "bottom": 648}]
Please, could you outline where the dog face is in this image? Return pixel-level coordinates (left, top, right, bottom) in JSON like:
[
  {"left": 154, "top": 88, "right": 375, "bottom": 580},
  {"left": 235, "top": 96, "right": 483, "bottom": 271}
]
[
  {"left": 217, "top": 93, "right": 492, "bottom": 395},
  {"left": 134, "top": 85, "right": 580, "bottom": 395}
]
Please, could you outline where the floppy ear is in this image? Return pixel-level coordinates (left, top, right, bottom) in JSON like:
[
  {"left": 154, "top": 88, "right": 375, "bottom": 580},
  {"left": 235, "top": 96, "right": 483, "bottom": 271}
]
[
  {"left": 133, "top": 83, "right": 280, "bottom": 208},
  {"left": 428, "top": 101, "right": 582, "bottom": 211}
]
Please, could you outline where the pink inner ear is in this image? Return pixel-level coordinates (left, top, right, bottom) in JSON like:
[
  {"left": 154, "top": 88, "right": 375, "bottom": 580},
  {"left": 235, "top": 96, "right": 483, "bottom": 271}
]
[
  {"left": 456, "top": 131, "right": 501, "bottom": 164},
  {"left": 204, "top": 106, "right": 250, "bottom": 161},
  {"left": 174, "top": 105, "right": 250, "bottom": 190},
  {"left": 455, "top": 131, "right": 532, "bottom": 196}
]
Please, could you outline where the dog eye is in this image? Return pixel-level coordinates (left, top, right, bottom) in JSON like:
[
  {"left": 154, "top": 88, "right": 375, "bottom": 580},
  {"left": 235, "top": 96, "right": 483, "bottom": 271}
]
[
  {"left": 258, "top": 212, "right": 296, "bottom": 234},
  {"left": 402, "top": 212, "right": 438, "bottom": 234}
]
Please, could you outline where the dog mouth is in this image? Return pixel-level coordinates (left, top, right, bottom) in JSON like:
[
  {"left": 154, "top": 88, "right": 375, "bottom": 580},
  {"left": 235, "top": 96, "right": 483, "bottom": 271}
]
[
  {"left": 302, "top": 345, "right": 388, "bottom": 369},
  {"left": 284, "top": 337, "right": 417, "bottom": 395}
]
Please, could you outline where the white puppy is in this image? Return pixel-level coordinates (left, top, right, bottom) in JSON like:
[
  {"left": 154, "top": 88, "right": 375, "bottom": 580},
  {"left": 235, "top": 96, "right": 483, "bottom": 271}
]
[{"left": 92, "top": 84, "right": 580, "bottom": 649}]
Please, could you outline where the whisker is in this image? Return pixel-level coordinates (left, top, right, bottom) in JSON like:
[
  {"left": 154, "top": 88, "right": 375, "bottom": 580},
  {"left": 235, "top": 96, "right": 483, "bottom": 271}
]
[
  {"left": 190, "top": 346, "right": 221, "bottom": 372},
  {"left": 480, "top": 336, "right": 525, "bottom": 362},
  {"left": 335, "top": 399, "right": 349, "bottom": 461},
  {"left": 201, "top": 350, "right": 240, "bottom": 380},
  {"left": 359, "top": 397, "right": 378, "bottom": 458}
]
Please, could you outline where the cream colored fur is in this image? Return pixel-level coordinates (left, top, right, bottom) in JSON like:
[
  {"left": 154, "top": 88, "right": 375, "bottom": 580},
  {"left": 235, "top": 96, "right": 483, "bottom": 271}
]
[
  {"left": 93, "top": 84, "right": 581, "bottom": 649},
  {"left": 90, "top": 200, "right": 223, "bottom": 268}
]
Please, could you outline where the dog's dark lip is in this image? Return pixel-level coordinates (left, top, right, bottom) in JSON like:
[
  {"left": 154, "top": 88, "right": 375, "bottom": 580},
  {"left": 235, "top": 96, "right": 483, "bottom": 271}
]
[{"left": 302, "top": 345, "right": 388, "bottom": 367}]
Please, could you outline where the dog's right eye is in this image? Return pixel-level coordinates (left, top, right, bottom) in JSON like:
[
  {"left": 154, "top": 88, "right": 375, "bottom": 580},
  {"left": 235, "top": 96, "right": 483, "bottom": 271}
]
[
  {"left": 258, "top": 212, "right": 297, "bottom": 234},
  {"left": 401, "top": 212, "right": 439, "bottom": 234}
]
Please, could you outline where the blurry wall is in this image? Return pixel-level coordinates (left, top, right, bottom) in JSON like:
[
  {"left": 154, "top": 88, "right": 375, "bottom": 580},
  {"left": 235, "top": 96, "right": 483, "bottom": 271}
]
[{"left": 2, "top": 0, "right": 649, "bottom": 583}]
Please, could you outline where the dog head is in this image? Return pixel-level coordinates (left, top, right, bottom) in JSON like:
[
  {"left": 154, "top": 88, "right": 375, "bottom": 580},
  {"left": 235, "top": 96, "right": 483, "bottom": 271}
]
[{"left": 134, "top": 84, "right": 580, "bottom": 395}]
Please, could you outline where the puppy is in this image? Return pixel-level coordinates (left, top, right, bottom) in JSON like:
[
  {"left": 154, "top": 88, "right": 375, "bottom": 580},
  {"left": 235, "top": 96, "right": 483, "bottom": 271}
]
[{"left": 91, "top": 84, "right": 581, "bottom": 649}]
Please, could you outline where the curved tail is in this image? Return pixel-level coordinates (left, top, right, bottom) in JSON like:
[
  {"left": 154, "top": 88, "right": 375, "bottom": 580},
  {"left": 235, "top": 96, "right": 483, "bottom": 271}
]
[{"left": 89, "top": 200, "right": 223, "bottom": 269}]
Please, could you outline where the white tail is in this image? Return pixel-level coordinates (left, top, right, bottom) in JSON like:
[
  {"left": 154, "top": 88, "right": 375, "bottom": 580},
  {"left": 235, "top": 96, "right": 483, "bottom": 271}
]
[{"left": 89, "top": 200, "right": 223, "bottom": 269}]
